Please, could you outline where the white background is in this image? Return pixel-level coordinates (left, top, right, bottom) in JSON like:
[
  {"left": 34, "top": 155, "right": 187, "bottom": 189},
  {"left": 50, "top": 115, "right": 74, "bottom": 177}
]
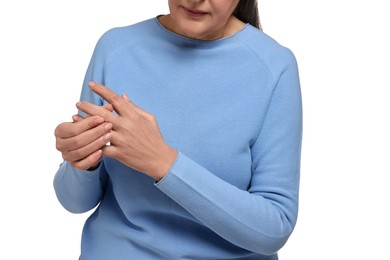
[{"left": 1, "top": 1, "right": 389, "bottom": 259}]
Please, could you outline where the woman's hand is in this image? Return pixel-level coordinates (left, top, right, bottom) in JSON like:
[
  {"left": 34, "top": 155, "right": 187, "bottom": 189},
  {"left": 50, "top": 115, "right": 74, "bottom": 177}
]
[
  {"left": 76, "top": 82, "right": 178, "bottom": 180},
  {"left": 54, "top": 114, "right": 113, "bottom": 170}
]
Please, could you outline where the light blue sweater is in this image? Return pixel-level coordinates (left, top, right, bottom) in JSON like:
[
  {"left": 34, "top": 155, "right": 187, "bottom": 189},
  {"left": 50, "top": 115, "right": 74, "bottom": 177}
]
[{"left": 54, "top": 17, "right": 302, "bottom": 260}]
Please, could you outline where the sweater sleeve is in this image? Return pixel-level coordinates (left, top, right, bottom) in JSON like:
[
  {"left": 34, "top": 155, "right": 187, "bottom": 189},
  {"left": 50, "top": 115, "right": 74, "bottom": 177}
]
[
  {"left": 53, "top": 162, "right": 108, "bottom": 213},
  {"left": 53, "top": 33, "right": 110, "bottom": 213},
  {"left": 156, "top": 51, "right": 302, "bottom": 255}
]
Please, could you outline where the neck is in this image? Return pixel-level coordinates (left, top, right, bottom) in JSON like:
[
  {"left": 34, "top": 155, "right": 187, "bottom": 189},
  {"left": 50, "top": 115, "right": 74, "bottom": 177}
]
[{"left": 158, "top": 15, "right": 245, "bottom": 41}]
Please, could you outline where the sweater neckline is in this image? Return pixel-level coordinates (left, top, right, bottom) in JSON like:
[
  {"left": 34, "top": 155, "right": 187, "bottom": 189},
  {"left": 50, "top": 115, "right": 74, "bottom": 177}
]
[{"left": 153, "top": 16, "right": 249, "bottom": 49}]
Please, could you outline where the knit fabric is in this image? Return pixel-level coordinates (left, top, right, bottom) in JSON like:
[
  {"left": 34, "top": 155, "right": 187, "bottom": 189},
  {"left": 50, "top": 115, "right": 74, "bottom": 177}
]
[{"left": 54, "top": 17, "right": 302, "bottom": 260}]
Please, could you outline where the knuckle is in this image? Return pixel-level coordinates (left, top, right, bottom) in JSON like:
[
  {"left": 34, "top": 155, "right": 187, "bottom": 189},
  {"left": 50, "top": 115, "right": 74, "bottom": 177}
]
[
  {"left": 72, "top": 149, "right": 82, "bottom": 159},
  {"left": 61, "top": 123, "right": 77, "bottom": 137},
  {"left": 102, "top": 110, "right": 111, "bottom": 120},
  {"left": 143, "top": 113, "right": 155, "bottom": 122},
  {"left": 72, "top": 137, "right": 82, "bottom": 148},
  {"left": 54, "top": 122, "right": 66, "bottom": 137},
  {"left": 54, "top": 127, "right": 60, "bottom": 137},
  {"left": 62, "top": 153, "right": 70, "bottom": 162},
  {"left": 67, "top": 127, "right": 77, "bottom": 137},
  {"left": 110, "top": 93, "right": 122, "bottom": 105},
  {"left": 55, "top": 141, "right": 63, "bottom": 151},
  {"left": 87, "top": 116, "right": 99, "bottom": 129}
]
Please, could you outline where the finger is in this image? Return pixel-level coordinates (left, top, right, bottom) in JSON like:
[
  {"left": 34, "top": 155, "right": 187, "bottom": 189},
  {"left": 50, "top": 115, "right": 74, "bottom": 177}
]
[
  {"left": 73, "top": 103, "right": 112, "bottom": 123},
  {"left": 121, "top": 93, "right": 139, "bottom": 110},
  {"left": 103, "top": 103, "right": 114, "bottom": 112},
  {"left": 102, "top": 143, "right": 118, "bottom": 158},
  {"left": 55, "top": 116, "right": 104, "bottom": 139},
  {"left": 122, "top": 93, "right": 130, "bottom": 102},
  {"left": 72, "top": 114, "right": 84, "bottom": 123},
  {"left": 76, "top": 101, "right": 117, "bottom": 124},
  {"left": 62, "top": 131, "right": 112, "bottom": 162},
  {"left": 88, "top": 82, "right": 137, "bottom": 116},
  {"left": 122, "top": 93, "right": 151, "bottom": 119},
  {"left": 71, "top": 150, "right": 103, "bottom": 170},
  {"left": 56, "top": 121, "right": 112, "bottom": 152}
]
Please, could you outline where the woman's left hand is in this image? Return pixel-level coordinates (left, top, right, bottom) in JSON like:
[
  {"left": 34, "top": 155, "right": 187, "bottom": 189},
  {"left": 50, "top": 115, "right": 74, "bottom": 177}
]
[{"left": 76, "top": 82, "right": 178, "bottom": 180}]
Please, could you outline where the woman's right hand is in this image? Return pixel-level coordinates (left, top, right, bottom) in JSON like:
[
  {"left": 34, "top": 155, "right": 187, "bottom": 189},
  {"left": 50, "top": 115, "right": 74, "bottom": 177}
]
[{"left": 54, "top": 115, "right": 113, "bottom": 170}]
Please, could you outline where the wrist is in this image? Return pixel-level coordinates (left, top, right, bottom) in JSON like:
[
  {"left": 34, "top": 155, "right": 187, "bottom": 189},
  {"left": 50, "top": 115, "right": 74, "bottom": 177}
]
[{"left": 151, "top": 146, "right": 178, "bottom": 181}]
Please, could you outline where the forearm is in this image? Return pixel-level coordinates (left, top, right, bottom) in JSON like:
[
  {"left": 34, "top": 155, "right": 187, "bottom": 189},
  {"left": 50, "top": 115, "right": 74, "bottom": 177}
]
[{"left": 53, "top": 160, "right": 106, "bottom": 213}]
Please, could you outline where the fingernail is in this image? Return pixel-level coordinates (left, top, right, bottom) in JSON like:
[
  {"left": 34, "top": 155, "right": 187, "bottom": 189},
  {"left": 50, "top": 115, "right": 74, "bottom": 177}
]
[
  {"left": 122, "top": 93, "right": 129, "bottom": 101},
  {"left": 88, "top": 82, "right": 96, "bottom": 87},
  {"left": 104, "top": 132, "right": 112, "bottom": 141},
  {"left": 104, "top": 123, "right": 112, "bottom": 130},
  {"left": 96, "top": 150, "right": 103, "bottom": 159},
  {"left": 76, "top": 102, "right": 81, "bottom": 108},
  {"left": 95, "top": 117, "right": 104, "bottom": 124}
]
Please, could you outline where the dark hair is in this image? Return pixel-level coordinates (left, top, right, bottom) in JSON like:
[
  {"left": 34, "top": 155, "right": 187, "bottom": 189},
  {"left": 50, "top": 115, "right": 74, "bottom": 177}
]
[{"left": 233, "top": 0, "right": 262, "bottom": 30}]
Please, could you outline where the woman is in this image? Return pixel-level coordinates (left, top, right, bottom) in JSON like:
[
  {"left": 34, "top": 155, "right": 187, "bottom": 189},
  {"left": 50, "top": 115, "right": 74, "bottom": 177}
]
[{"left": 54, "top": 0, "right": 302, "bottom": 259}]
